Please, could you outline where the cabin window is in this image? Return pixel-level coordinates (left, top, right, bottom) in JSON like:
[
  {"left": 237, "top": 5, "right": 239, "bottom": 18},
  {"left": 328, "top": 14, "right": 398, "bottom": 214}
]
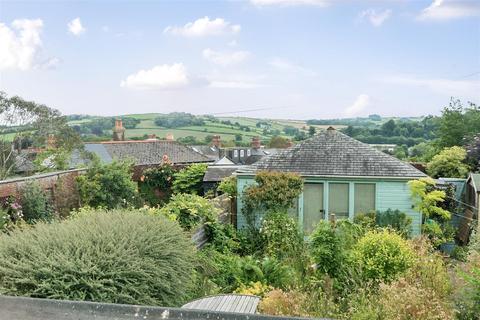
[
  {"left": 328, "top": 183, "right": 349, "bottom": 220},
  {"left": 354, "top": 183, "right": 376, "bottom": 215}
]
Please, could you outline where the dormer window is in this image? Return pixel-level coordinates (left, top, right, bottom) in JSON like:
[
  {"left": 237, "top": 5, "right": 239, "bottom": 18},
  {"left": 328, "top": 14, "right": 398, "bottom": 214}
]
[
  {"left": 234, "top": 150, "right": 238, "bottom": 157},
  {"left": 240, "top": 150, "right": 245, "bottom": 157},
  {"left": 247, "top": 149, "right": 251, "bottom": 156}
]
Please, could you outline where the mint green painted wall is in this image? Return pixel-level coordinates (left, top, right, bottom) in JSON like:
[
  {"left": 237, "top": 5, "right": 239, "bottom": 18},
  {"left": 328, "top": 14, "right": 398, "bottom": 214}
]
[{"left": 236, "top": 175, "right": 422, "bottom": 236}]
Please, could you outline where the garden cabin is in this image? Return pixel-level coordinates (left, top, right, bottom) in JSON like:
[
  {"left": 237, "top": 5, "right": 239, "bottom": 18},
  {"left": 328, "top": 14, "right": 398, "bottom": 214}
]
[{"left": 236, "top": 127, "right": 427, "bottom": 236}]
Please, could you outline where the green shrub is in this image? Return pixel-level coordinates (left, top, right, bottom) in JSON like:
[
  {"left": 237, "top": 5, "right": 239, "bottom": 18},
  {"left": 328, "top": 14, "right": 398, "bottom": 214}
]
[
  {"left": 138, "top": 163, "right": 177, "bottom": 206},
  {"left": 354, "top": 209, "right": 412, "bottom": 238},
  {"left": 159, "top": 193, "right": 217, "bottom": 231},
  {"left": 76, "top": 160, "right": 138, "bottom": 209},
  {"left": 172, "top": 163, "right": 208, "bottom": 195},
  {"left": 20, "top": 181, "right": 54, "bottom": 223},
  {"left": 217, "top": 176, "right": 237, "bottom": 197},
  {"left": 353, "top": 229, "right": 414, "bottom": 283},
  {"left": 0, "top": 210, "right": 196, "bottom": 306},
  {"left": 260, "top": 211, "right": 303, "bottom": 260}
]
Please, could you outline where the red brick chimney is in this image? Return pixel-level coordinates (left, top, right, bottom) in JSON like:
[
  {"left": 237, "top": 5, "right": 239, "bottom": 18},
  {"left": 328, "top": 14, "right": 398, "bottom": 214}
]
[
  {"left": 212, "top": 135, "right": 221, "bottom": 148},
  {"left": 286, "top": 139, "right": 293, "bottom": 148},
  {"left": 146, "top": 134, "right": 157, "bottom": 140},
  {"left": 251, "top": 136, "right": 261, "bottom": 149},
  {"left": 166, "top": 133, "right": 174, "bottom": 141},
  {"left": 113, "top": 119, "right": 125, "bottom": 141}
]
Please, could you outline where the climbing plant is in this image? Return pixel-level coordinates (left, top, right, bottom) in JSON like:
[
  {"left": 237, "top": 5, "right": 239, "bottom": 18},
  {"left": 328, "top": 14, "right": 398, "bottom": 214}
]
[{"left": 138, "top": 163, "right": 177, "bottom": 206}]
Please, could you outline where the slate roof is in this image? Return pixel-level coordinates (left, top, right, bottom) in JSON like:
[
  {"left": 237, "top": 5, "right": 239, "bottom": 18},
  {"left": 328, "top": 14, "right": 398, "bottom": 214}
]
[
  {"left": 85, "top": 140, "right": 212, "bottom": 165},
  {"left": 204, "top": 165, "right": 244, "bottom": 182},
  {"left": 245, "top": 128, "right": 426, "bottom": 178},
  {"left": 189, "top": 145, "right": 221, "bottom": 161}
]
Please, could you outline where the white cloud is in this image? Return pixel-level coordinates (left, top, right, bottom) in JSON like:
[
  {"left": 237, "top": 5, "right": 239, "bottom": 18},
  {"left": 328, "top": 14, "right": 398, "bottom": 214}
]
[
  {"left": 164, "top": 16, "right": 240, "bottom": 37},
  {"left": 68, "top": 18, "right": 86, "bottom": 36},
  {"left": 383, "top": 75, "right": 480, "bottom": 98},
  {"left": 418, "top": 0, "right": 480, "bottom": 20},
  {"left": 358, "top": 9, "right": 392, "bottom": 27},
  {"left": 120, "top": 63, "right": 191, "bottom": 90},
  {"left": 0, "top": 18, "right": 57, "bottom": 71},
  {"left": 251, "top": 0, "right": 330, "bottom": 7},
  {"left": 269, "top": 57, "right": 316, "bottom": 76},
  {"left": 202, "top": 48, "right": 250, "bottom": 66},
  {"left": 344, "top": 94, "right": 370, "bottom": 117}
]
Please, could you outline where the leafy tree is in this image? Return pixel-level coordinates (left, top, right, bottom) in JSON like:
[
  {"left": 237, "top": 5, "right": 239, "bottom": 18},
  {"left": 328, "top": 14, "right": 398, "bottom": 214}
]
[
  {"left": 465, "top": 133, "right": 480, "bottom": 171},
  {"left": 283, "top": 126, "right": 300, "bottom": 136},
  {"left": 218, "top": 176, "right": 237, "bottom": 197},
  {"left": 409, "top": 142, "right": 437, "bottom": 162},
  {"left": 408, "top": 177, "right": 450, "bottom": 222},
  {"left": 268, "top": 136, "right": 291, "bottom": 148},
  {"left": 172, "top": 163, "right": 208, "bottom": 195},
  {"left": 0, "top": 91, "right": 77, "bottom": 179},
  {"left": 426, "top": 146, "right": 470, "bottom": 178},
  {"left": 308, "top": 126, "right": 316, "bottom": 136},
  {"left": 76, "top": 160, "right": 138, "bottom": 209},
  {"left": 154, "top": 112, "right": 205, "bottom": 128},
  {"left": 436, "top": 99, "right": 480, "bottom": 148}
]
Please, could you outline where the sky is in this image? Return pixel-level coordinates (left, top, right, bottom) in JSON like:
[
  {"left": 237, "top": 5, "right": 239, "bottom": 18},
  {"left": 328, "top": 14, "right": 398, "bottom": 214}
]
[{"left": 0, "top": 0, "right": 479, "bottom": 119}]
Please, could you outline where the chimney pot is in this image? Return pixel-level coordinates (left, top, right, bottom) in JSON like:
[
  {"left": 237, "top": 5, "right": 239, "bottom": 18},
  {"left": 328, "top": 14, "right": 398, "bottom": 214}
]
[{"left": 166, "top": 133, "right": 174, "bottom": 141}]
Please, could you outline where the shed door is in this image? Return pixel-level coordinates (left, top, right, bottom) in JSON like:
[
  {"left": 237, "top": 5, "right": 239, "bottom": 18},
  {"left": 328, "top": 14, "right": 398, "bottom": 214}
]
[{"left": 303, "top": 183, "right": 324, "bottom": 234}]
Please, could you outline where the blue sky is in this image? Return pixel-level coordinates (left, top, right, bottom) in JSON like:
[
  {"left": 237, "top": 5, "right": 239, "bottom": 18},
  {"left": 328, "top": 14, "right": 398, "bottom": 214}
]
[{"left": 0, "top": 0, "right": 479, "bottom": 119}]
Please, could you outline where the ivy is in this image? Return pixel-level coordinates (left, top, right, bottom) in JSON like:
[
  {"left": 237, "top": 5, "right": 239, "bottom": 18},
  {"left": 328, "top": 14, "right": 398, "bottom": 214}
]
[{"left": 172, "top": 163, "right": 208, "bottom": 195}]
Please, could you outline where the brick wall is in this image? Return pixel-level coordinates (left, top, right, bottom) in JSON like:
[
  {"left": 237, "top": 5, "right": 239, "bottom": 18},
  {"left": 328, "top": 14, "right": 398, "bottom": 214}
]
[{"left": 0, "top": 169, "right": 85, "bottom": 214}]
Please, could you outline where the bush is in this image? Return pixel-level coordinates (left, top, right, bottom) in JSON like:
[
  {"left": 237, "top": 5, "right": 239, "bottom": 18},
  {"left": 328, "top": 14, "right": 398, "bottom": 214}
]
[
  {"left": 0, "top": 210, "right": 196, "bottom": 306},
  {"left": 20, "top": 181, "right": 54, "bottom": 223},
  {"left": 159, "top": 193, "right": 217, "bottom": 231},
  {"left": 76, "top": 160, "right": 138, "bottom": 209},
  {"left": 138, "top": 163, "right": 177, "bottom": 206},
  {"left": 353, "top": 229, "right": 414, "bottom": 283},
  {"left": 172, "top": 163, "right": 208, "bottom": 195},
  {"left": 217, "top": 176, "right": 237, "bottom": 197},
  {"left": 260, "top": 211, "right": 303, "bottom": 260},
  {"left": 354, "top": 209, "right": 412, "bottom": 238}
]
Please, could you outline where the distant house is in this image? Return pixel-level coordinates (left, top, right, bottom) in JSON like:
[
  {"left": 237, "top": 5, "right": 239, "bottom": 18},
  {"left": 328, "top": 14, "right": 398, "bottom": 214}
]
[
  {"left": 203, "top": 157, "right": 245, "bottom": 194},
  {"left": 190, "top": 135, "right": 278, "bottom": 165},
  {"left": 236, "top": 127, "right": 427, "bottom": 235},
  {"left": 70, "top": 119, "right": 212, "bottom": 180}
]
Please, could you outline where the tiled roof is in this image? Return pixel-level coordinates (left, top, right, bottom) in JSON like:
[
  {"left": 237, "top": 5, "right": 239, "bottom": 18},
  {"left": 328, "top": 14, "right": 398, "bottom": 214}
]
[
  {"left": 203, "top": 165, "right": 244, "bottom": 182},
  {"left": 248, "top": 128, "right": 426, "bottom": 178},
  {"left": 85, "top": 140, "right": 212, "bottom": 165}
]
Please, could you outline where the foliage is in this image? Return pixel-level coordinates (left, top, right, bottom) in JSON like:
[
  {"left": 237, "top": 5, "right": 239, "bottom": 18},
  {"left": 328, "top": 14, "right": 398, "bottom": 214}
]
[
  {"left": 34, "top": 147, "right": 72, "bottom": 171},
  {"left": 154, "top": 112, "right": 205, "bottom": 128},
  {"left": 377, "top": 278, "right": 455, "bottom": 320},
  {"left": 76, "top": 160, "right": 138, "bottom": 209},
  {"left": 354, "top": 209, "right": 412, "bottom": 238},
  {"left": 138, "top": 163, "right": 177, "bottom": 206},
  {"left": 427, "top": 146, "right": 470, "bottom": 178},
  {"left": 408, "top": 177, "right": 450, "bottom": 221},
  {"left": 172, "top": 163, "right": 208, "bottom": 195},
  {"left": 19, "top": 181, "right": 54, "bottom": 223},
  {"left": 217, "top": 176, "right": 237, "bottom": 197},
  {"left": 409, "top": 141, "right": 438, "bottom": 162},
  {"left": 159, "top": 193, "right": 217, "bottom": 231},
  {"left": 353, "top": 229, "right": 414, "bottom": 283},
  {"left": 0, "top": 210, "right": 196, "bottom": 306},
  {"left": 268, "top": 136, "right": 291, "bottom": 148},
  {"left": 235, "top": 281, "right": 272, "bottom": 297},
  {"left": 242, "top": 171, "right": 303, "bottom": 226},
  {"left": 436, "top": 99, "right": 480, "bottom": 148},
  {"left": 260, "top": 211, "right": 303, "bottom": 260},
  {"left": 309, "top": 220, "right": 364, "bottom": 277}
]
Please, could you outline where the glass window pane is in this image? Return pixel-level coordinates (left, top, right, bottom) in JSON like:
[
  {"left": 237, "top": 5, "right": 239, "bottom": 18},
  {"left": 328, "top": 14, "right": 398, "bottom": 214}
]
[
  {"left": 354, "top": 184, "right": 376, "bottom": 215},
  {"left": 329, "top": 183, "right": 349, "bottom": 220},
  {"left": 303, "top": 183, "right": 324, "bottom": 234}
]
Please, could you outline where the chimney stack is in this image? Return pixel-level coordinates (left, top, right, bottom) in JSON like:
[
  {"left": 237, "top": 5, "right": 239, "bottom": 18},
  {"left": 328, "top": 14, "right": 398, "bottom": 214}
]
[
  {"left": 251, "top": 136, "right": 261, "bottom": 149},
  {"left": 113, "top": 119, "right": 125, "bottom": 141},
  {"left": 166, "top": 133, "right": 174, "bottom": 141},
  {"left": 212, "top": 135, "right": 221, "bottom": 148},
  {"left": 286, "top": 139, "right": 293, "bottom": 148}
]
